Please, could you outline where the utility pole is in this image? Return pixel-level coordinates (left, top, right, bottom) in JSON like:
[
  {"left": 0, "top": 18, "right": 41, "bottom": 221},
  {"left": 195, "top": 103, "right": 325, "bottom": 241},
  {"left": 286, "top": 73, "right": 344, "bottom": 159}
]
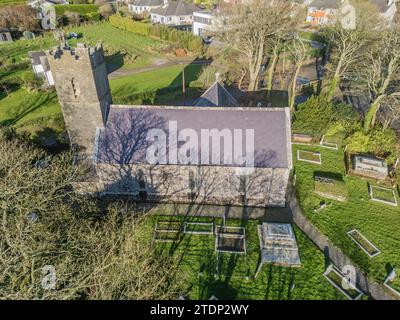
[{"left": 182, "top": 63, "right": 186, "bottom": 106}]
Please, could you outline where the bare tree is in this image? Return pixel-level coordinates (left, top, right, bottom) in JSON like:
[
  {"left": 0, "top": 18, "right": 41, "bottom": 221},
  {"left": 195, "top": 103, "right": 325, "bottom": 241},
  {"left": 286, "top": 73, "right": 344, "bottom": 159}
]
[
  {"left": 323, "top": 0, "right": 382, "bottom": 100},
  {"left": 288, "top": 35, "right": 307, "bottom": 112},
  {"left": 213, "top": 0, "right": 299, "bottom": 92},
  {"left": 0, "top": 137, "right": 183, "bottom": 299},
  {"left": 358, "top": 24, "right": 400, "bottom": 131},
  {"left": 0, "top": 5, "right": 39, "bottom": 31}
]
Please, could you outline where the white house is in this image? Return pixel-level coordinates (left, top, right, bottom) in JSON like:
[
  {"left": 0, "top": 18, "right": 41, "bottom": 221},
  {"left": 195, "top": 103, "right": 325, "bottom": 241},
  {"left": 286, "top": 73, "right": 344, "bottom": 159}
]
[
  {"left": 28, "top": 0, "right": 69, "bottom": 30},
  {"left": 150, "top": 1, "right": 199, "bottom": 28},
  {"left": 192, "top": 10, "right": 216, "bottom": 37},
  {"left": 128, "top": 0, "right": 164, "bottom": 14},
  {"left": 306, "top": 0, "right": 397, "bottom": 26},
  {"left": 29, "top": 51, "right": 55, "bottom": 86}
]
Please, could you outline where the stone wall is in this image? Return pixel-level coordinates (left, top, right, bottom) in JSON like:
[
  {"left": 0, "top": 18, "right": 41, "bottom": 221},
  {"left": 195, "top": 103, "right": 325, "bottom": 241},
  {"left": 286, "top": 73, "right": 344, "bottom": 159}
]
[
  {"left": 96, "top": 162, "right": 290, "bottom": 207},
  {"left": 46, "top": 44, "right": 112, "bottom": 155}
]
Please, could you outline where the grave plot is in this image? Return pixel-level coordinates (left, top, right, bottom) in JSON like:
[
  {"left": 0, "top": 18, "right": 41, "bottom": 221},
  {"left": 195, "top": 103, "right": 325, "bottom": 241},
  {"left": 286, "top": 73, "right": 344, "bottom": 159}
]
[
  {"left": 183, "top": 222, "right": 214, "bottom": 235},
  {"left": 153, "top": 220, "right": 183, "bottom": 243},
  {"left": 351, "top": 155, "right": 388, "bottom": 180},
  {"left": 347, "top": 229, "right": 381, "bottom": 258},
  {"left": 297, "top": 150, "right": 321, "bottom": 165},
  {"left": 320, "top": 135, "right": 339, "bottom": 150},
  {"left": 256, "top": 223, "right": 301, "bottom": 276},
  {"left": 323, "top": 265, "right": 364, "bottom": 300},
  {"left": 383, "top": 269, "right": 400, "bottom": 298},
  {"left": 369, "top": 185, "right": 398, "bottom": 206},
  {"left": 314, "top": 174, "right": 347, "bottom": 202},
  {"left": 291, "top": 133, "right": 315, "bottom": 145},
  {"left": 215, "top": 226, "right": 246, "bottom": 254}
]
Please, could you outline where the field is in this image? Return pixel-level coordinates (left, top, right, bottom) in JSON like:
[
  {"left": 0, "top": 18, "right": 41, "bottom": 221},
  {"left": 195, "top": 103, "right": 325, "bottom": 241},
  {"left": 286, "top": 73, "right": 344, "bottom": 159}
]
[
  {"left": 66, "top": 22, "right": 167, "bottom": 70},
  {"left": 148, "top": 215, "right": 347, "bottom": 300},
  {"left": 292, "top": 144, "right": 400, "bottom": 284},
  {"left": 110, "top": 64, "right": 204, "bottom": 105}
]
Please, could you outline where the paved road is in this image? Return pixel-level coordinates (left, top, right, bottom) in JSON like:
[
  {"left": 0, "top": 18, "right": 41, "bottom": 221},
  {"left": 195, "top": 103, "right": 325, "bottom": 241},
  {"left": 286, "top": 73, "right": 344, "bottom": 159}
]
[{"left": 108, "top": 58, "right": 211, "bottom": 80}]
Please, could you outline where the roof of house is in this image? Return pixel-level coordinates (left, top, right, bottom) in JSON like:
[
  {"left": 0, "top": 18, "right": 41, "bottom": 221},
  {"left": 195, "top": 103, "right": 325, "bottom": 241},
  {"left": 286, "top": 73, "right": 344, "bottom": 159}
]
[
  {"left": 131, "top": 0, "right": 164, "bottom": 7},
  {"left": 370, "top": 0, "right": 394, "bottom": 13},
  {"left": 0, "top": 28, "right": 11, "bottom": 33},
  {"left": 96, "top": 105, "right": 291, "bottom": 168},
  {"left": 151, "top": 1, "right": 199, "bottom": 16},
  {"left": 308, "top": 0, "right": 341, "bottom": 9},
  {"left": 29, "top": 51, "right": 46, "bottom": 65},
  {"left": 193, "top": 82, "right": 240, "bottom": 108}
]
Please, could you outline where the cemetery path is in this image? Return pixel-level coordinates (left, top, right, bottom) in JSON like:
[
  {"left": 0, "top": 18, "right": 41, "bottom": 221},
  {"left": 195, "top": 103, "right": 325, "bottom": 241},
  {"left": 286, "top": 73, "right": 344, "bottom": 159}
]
[{"left": 287, "top": 183, "right": 396, "bottom": 300}]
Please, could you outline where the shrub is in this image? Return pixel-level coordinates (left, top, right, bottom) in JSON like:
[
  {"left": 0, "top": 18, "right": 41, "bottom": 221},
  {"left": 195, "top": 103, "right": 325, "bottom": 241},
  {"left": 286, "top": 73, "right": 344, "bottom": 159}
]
[
  {"left": 292, "top": 95, "right": 358, "bottom": 136},
  {"left": 345, "top": 126, "right": 398, "bottom": 164},
  {"left": 109, "top": 14, "right": 204, "bottom": 54},
  {"left": 54, "top": 4, "right": 99, "bottom": 16}
]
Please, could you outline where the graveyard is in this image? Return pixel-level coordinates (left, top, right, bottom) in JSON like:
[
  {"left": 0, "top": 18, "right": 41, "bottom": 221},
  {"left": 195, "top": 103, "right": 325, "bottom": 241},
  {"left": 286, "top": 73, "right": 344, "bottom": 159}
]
[{"left": 292, "top": 143, "right": 400, "bottom": 286}]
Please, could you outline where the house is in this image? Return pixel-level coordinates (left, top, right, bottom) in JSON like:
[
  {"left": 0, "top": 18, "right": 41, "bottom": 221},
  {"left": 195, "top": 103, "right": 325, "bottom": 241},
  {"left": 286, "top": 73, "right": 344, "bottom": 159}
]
[
  {"left": 46, "top": 44, "right": 293, "bottom": 209},
  {"left": 28, "top": 0, "right": 69, "bottom": 30},
  {"left": 0, "top": 28, "right": 13, "bottom": 43},
  {"left": 192, "top": 10, "right": 217, "bottom": 37},
  {"left": 306, "top": 0, "right": 397, "bottom": 26},
  {"left": 28, "top": 51, "right": 55, "bottom": 86},
  {"left": 150, "top": 1, "right": 199, "bottom": 29},
  {"left": 306, "top": 0, "right": 341, "bottom": 25},
  {"left": 128, "top": 0, "right": 164, "bottom": 14}
]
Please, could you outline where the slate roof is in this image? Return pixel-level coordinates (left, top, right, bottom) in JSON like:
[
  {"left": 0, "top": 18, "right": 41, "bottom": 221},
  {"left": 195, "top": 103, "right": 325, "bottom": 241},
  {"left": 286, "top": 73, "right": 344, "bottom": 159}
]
[
  {"left": 96, "top": 105, "right": 291, "bottom": 168},
  {"left": 0, "top": 28, "right": 10, "bottom": 33},
  {"left": 131, "top": 0, "right": 164, "bottom": 7},
  {"left": 194, "top": 82, "right": 240, "bottom": 108},
  {"left": 29, "top": 51, "right": 46, "bottom": 66},
  {"left": 370, "top": 0, "right": 393, "bottom": 13},
  {"left": 151, "top": 1, "right": 199, "bottom": 16},
  {"left": 309, "top": 0, "right": 341, "bottom": 9}
]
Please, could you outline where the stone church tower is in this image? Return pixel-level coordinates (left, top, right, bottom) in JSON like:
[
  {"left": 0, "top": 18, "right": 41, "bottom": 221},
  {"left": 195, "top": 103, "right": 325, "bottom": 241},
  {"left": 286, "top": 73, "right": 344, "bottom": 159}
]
[{"left": 46, "top": 43, "right": 112, "bottom": 156}]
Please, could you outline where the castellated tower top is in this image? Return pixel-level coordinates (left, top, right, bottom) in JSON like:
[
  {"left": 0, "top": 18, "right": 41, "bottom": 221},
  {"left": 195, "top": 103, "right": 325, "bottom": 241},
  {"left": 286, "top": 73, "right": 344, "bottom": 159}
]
[{"left": 47, "top": 43, "right": 112, "bottom": 156}]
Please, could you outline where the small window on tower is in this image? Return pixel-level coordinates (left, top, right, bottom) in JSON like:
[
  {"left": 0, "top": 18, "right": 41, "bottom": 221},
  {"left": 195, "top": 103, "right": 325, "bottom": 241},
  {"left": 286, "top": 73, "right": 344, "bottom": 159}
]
[{"left": 71, "top": 78, "right": 80, "bottom": 99}]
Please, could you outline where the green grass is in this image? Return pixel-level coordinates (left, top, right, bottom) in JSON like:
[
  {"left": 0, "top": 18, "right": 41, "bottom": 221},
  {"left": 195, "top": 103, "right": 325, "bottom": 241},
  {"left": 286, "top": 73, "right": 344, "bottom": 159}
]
[
  {"left": 0, "top": 0, "right": 25, "bottom": 6},
  {"left": 314, "top": 176, "right": 348, "bottom": 201},
  {"left": 66, "top": 22, "right": 167, "bottom": 70},
  {"left": 110, "top": 64, "right": 204, "bottom": 105},
  {"left": 148, "top": 215, "right": 346, "bottom": 300},
  {"left": 292, "top": 143, "right": 400, "bottom": 284}
]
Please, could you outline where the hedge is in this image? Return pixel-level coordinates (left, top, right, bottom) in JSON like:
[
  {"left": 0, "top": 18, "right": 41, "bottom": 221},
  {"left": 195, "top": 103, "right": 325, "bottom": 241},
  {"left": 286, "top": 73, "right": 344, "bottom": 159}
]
[
  {"left": 109, "top": 14, "right": 204, "bottom": 54},
  {"left": 54, "top": 4, "right": 99, "bottom": 16}
]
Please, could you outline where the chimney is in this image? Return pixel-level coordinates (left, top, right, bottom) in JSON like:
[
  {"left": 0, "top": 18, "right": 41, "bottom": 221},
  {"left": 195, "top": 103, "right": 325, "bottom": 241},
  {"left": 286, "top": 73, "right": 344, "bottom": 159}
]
[
  {"left": 163, "top": 0, "right": 168, "bottom": 5},
  {"left": 388, "top": 0, "right": 394, "bottom": 7},
  {"left": 215, "top": 72, "right": 221, "bottom": 83}
]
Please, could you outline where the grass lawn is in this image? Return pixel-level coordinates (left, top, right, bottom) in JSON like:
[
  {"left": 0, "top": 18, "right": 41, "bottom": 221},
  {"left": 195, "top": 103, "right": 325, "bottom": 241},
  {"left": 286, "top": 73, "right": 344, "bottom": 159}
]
[
  {"left": 66, "top": 22, "right": 167, "bottom": 70},
  {"left": 148, "top": 215, "right": 347, "bottom": 300},
  {"left": 110, "top": 64, "right": 204, "bottom": 105},
  {"left": 292, "top": 144, "right": 400, "bottom": 284}
]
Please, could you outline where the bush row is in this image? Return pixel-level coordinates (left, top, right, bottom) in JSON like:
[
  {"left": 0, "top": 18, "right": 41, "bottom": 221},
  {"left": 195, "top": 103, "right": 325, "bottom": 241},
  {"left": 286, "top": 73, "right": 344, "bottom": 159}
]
[
  {"left": 109, "top": 14, "right": 204, "bottom": 54},
  {"left": 54, "top": 4, "right": 99, "bottom": 16}
]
